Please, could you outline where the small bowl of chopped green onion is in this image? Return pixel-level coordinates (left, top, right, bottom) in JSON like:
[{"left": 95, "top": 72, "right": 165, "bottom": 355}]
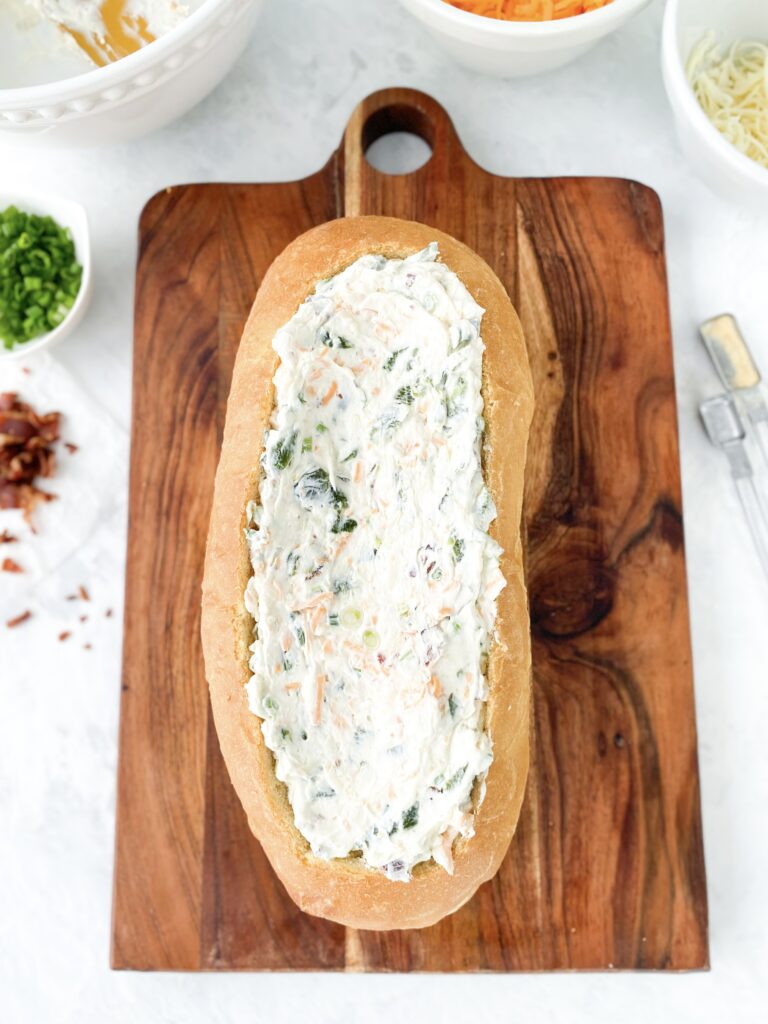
[{"left": 0, "top": 191, "right": 91, "bottom": 358}]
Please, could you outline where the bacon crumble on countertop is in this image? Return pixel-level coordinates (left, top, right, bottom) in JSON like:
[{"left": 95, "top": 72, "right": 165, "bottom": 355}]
[
  {"left": 6, "top": 610, "right": 32, "bottom": 628},
  {"left": 0, "top": 392, "right": 61, "bottom": 524}
]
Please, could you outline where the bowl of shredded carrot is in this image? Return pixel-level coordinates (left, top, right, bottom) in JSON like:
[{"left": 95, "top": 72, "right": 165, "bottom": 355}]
[{"left": 398, "top": 0, "right": 653, "bottom": 76}]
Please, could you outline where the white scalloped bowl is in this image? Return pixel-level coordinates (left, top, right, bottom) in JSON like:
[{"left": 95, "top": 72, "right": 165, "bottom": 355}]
[
  {"left": 0, "top": 189, "right": 91, "bottom": 359},
  {"left": 398, "top": 0, "right": 653, "bottom": 77},
  {"left": 0, "top": 0, "right": 265, "bottom": 147},
  {"left": 662, "top": 0, "right": 768, "bottom": 207}
]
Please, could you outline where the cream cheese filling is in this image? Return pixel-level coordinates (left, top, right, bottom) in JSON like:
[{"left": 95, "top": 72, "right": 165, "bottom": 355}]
[
  {"left": 245, "top": 244, "right": 505, "bottom": 881},
  {"left": 21, "top": 0, "right": 186, "bottom": 58}
]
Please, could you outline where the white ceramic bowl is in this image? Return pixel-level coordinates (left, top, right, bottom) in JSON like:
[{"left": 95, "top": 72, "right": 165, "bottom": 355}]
[
  {"left": 0, "top": 190, "right": 91, "bottom": 360},
  {"left": 662, "top": 0, "right": 768, "bottom": 207},
  {"left": 0, "top": 0, "right": 264, "bottom": 147},
  {"left": 398, "top": 0, "right": 653, "bottom": 77}
]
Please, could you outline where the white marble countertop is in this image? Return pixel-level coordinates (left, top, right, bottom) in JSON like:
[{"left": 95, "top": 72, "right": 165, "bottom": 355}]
[{"left": 1, "top": 1, "right": 767, "bottom": 1020}]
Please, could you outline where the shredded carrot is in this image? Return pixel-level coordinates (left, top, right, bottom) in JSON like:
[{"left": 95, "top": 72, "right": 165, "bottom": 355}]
[
  {"left": 428, "top": 675, "right": 443, "bottom": 699},
  {"left": 334, "top": 533, "right": 352, "bottom": 559},
  {"left": 354, "top": 461, "right": 363, "bottom": 483},
  {"left": 282, "top": 633, "right": 293, "bottom": 650},
  {"left": 321, "top": 380, "right": 338, "bottom": 405},
  {"left": 314, "top": 674, "right": 326, "bottom": 724},
  {"left": 442, "top": 0, "right": 612, "bottom": 20},
  {"left": 310, "top": 605, "right": 326, "bottom": 633},
  {"left": 284, "top": 682, "right": 300, "bottom": 692},
  {"left": 439, "top": 606, "right": 453, "bottom": 615},
  {"left": 296, "top": 591, "right": 332, "bottom": 609}
]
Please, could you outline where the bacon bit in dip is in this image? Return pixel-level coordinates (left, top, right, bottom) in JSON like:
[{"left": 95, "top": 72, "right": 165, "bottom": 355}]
[
  {"left": 0, "top": 530, "right": 17, "bottom": 543},
  {"left": 1, "top": 557, "right": 23, "bottom": 573},
  {"left": 59, "top": 630, "right": 72, "bottom": 642}
]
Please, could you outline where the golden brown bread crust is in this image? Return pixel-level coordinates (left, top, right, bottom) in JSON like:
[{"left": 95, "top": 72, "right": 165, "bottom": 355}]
[{"left": 201, "top": 216, "right": 533, "bottom": 930}]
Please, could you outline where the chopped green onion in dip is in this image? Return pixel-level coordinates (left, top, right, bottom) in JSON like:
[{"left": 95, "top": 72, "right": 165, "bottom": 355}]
[{"left": 244, "top": 243, "right": 505, "bottom": 881}]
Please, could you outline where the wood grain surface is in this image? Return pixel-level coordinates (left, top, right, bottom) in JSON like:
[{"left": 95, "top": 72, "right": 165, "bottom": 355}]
[{"left": 111, "top": 89, "right": 708, "bottom": 972}]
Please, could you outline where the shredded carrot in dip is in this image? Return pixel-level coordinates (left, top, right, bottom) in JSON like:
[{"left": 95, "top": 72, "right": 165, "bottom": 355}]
[{"left": 442, "top": 0, "right": 613, "bottom": 20}]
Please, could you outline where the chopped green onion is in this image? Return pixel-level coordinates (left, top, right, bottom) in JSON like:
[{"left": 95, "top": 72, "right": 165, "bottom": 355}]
[
  {"left": 383, "top": 348, "right": 404, "bottom": 371},
  {"left": 331, "top": 517, "right": 357, "bottom": 534},
  {"left": 363, "top": 629, "right": 379, "bottom": 649},
  {"left": 402, "top": 804, "right": 419, "bottom": 829},
  {"left": 445, "top": 765, "right": 467, "bottom": 791},
  {"left": 341, "top": 608, "right": 362, "bottom": 627},
  {"left": 272, "top": 431, "right": 297, "bottom": 470},
  {"left": 0, "top": 205, "right": 82, "bottom": 350}
]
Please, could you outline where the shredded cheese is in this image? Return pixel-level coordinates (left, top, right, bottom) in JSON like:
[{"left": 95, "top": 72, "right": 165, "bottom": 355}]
[
  {"left": 686, "top": 31, "right": 768, "bottom": 171},
  {"left": 441, "top": 0, "right": 613, "bottom": 21}
]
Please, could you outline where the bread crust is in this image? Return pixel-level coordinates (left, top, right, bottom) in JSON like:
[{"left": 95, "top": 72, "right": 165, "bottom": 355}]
[{"left": 201, "top": 216, "right": 533, "bottom": 930}]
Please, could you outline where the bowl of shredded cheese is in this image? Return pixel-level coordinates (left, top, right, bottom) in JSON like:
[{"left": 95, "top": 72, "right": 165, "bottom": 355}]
[
  {"left": 0, "top": 0, "right": 265, "bottom": 146},
  {"left": 662, "top": 0, "right": 768, "bottom": 205},
  {"left": 398, "top": 0, "right": 653, "bottom": 77}
]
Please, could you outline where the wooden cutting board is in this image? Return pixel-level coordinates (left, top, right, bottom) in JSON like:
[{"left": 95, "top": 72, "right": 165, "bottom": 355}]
[{"left": 111, "top": 88, "right": 708, "bottom": 972}]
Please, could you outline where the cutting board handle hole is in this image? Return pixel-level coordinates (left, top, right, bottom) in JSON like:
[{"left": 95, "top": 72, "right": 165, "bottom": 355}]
[{"left": 362, "top": 104, "right": 434, "bottom": 176}]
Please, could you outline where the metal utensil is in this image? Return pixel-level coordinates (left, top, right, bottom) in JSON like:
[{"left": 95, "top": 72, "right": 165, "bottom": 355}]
[
  {"left": 700, "top": 314, "right": 768, "bottom": 471},
  {"left": 699, "top": 393, "right": 768, "bottom": 579}
]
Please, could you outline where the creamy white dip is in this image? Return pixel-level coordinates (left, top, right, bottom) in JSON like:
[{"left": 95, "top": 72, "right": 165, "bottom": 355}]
[
  {"left": 23, "top": 0, "right": 186, "bottom": 45},
  {"left": 244, "top": 244, "right": 505, "bottom": 881}
]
